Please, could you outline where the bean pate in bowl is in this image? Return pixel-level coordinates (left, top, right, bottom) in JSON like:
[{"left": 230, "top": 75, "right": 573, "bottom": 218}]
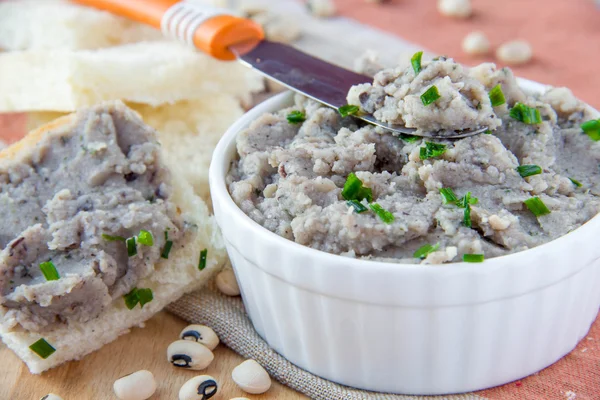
[{"left": 226, "top": 57, "right": 600, "bottom": 265}]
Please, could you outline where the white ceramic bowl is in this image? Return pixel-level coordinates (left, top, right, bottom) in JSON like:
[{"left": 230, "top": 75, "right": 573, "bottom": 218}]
[{"left": 209, "top": 83, "right": 600, "bottom": 395}]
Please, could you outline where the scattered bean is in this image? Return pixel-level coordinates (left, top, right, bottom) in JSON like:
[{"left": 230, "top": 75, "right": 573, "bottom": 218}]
[
  {"left": 462, "top": 31, "right": 491, "bottom": 56},
  {"left": 168, "top": 340, "right": 214, "bottom": 370},
  {"left": 307, "top": 0, "right": 337, "bottom": 18},
  {"left": 252, "top": 13, "right": 301, "bottom": 44},
  {"left": 179, "top": 375, "right": 218, "bottom": 400},
  {"left": 231, "top": 359, "right": 272, "bottom": 394},
  {"left": 216, "top": 270, "right": 241, "bottom": 297},
  {"left": 180, "top": 324, "right": 220, "bottom": 351},
  {"left": 113, "top": 370, "right": 157, "bottom": 400},
  {"left": 496, "top": 40, "right": 533, "bottom": 65},
  {"left": 438, "top": 0, "right": 472, "bottom": 18},
  {"left": 40, "top": 395, "right": 63, "bottom": 400}
]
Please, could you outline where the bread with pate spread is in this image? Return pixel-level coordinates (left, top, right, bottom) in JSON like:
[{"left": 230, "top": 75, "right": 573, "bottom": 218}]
[{"left": 0, "top": 101, "right": 227, "bottom": 374}]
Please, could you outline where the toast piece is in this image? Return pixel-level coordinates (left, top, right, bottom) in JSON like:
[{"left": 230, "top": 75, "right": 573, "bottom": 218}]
[
  {"left": 25, "top": 95, "right": 246, "bottom": 202},
  {"left": 0, "top": 101, "right": 227, "bottom": 374},
  {"left": 0, "top": 41, "right": 264, "bottom": 112},
  {"left": 0, "top": 0, "right": 162, "bottom": 51}
]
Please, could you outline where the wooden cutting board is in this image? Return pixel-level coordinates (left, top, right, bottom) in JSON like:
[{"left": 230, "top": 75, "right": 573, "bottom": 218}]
[{"left": 0, "top": 311, "right": 307, "bottom": 399}]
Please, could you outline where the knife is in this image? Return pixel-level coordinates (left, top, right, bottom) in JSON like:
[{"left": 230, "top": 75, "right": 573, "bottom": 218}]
[{"left": 73, "top": 0, "right": 485, "bottom": 138}]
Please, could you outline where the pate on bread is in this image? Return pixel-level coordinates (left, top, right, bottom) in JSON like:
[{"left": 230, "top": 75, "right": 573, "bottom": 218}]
[{"left": 0, "top": 101, "right": 226, "bottom": 373}]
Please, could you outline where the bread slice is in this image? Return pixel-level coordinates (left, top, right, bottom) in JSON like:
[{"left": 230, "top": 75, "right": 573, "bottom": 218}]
[
  {"left": 0, "top": 101, "right": 227, "bottom": 374},
  {"left": 24, "top": 95, "right": 246, "bottom": 202},
  {"left": 0, "top": 41, "right": 264, "bottom": 112},
  {"left": 0, "top": 0, "right": 162, "bottom": 51}
]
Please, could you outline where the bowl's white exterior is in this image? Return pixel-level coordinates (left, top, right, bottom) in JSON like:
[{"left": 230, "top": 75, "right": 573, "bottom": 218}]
[{"left": 209, "top": 84, "right": 600, "bottom": 395}]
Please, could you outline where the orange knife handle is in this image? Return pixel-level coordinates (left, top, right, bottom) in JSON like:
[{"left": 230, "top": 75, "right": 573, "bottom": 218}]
[{"left": 73, "top": 0, "right": 264, "bottom": 61}]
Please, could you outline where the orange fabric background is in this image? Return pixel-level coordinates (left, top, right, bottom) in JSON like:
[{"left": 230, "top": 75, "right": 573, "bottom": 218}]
[
  {"left": 0, "top": 0, "right": 599, "bottom": 398},
  {"left": 333, "top": 0, "right": 600, "bottom": 109},
  {"left": 331, "top": 0, "right": 600, "bottom": 398}
]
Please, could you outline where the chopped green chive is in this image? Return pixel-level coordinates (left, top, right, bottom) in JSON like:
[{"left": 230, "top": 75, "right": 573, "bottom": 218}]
[
  {"left": 509, "top": 103, "right": 542, "bottom": 124},
  {"left": 484, "top": 130, "right": 493, "bottom": 135},
  {"left": 413, "top": 243, "right": 440, "bottom": 260},
  {"left": 341, "top": 173, "right": 373, "bottom": 203},
  {"left": 39, "top": 261, "right": 59, "bottom": 281},
  {"left": 524, "top": 196, "right": 551, "bottom": 217},
  {"left": 198, "top": 249, "right": 208, "bottom": 271},
  {"left": 421, "top": 85, "right": 441, "bottom": 106},
  {"left": 338, "top": 105, "right": 360, "bottom": 118},
  {"left": 411, "top": 51, "right": 423, "bottom": 75},
  {"left": 136, "top": 288, "right": 154, "bottom": 308},
  {"left": 420, "top": 142, "right": 447, "bottom": 160},
  {"left": 126, "top": 237, "right": 137, "bottom": 257},
  {"left": 463, "top": 254, "right": 485, "bottom": 263},
  {"left": 457, "top": 191, "right": 478, "bottom": 208},
  {"left": 569, "top": 177, "right": 583, "bottom": 187},
  {"left": 439, "top": 187, "right": 458, "bottom": 204},
  {"left": 161, "top": 240, "right": 173, "bottom": 259},
  {"left": 488, "top": 84, "right": 506, "bottom": 107},
  {"left": 287, "top": 110, "right": 306, "bottom": 124},
  {"left": 124, "top": 289, "right": 140, "bottom": 309},
  {"left": 440, "top": 189, "right": 478, "bottom": 228},
  {"left": 369, "top": 203, "right": 395, "bottom": 224},
  {"left": 347, "top": 199, "right": 368, "bottom": 213},
  {"left": 138, "top": 230, "right": 154, "bottom": 246},
  {"left": 102, "top": 234, "right": 126, "bottom": 242},
  {"left": 517, "top": 165, "right": 542, "bottom": 178},
  {"left": 581, "top": 119, "right": 600, "bottom": 141},
  {"left": 124, "top": 287, "right": 154, "bottom": 310},
  {"left": 29, "top": 338, "right": 56, "bottom": 359},
  {"left": 463, "top": 204, "right": 473, "bottom": 228},
  {"left": 398, "top": 133, "right": 420, "bottom": 143}
]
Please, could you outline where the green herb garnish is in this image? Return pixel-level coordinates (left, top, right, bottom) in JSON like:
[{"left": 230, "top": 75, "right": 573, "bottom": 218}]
[
  {"left": 198, "top": 249, "right": 208, "bottom": 271},
  {"left": 137, "top": 288, "right": 154, "bottom": 308},
  {"left": 124, "top": 287, "right": 154, "bottom": 310},
  {"left": 420, "top": 142, "right": 447, "bottom": 160},
  {"left": 516, "top": 165, "right": 542, "bottom": 178},
  {"left": 421, "top": 85, "right": 441, "bottom": 106},
  {"left": 102, "top": 234, "right": 126, "bottom": 242},
  {"left": 338, "top": 105, "right": 360, "bottom": 118},
  {"left": 524, "top": 197, "right": 551, "bottom": 217},
  {"left": 488, "top": 84, "right": 506, "bottom": 107},
  {"left": 509, "top": 103, "right": 542, "bottom": 124},
  {"left": 138, "top": 230, "right": 154, "bottom": 246},
  {"left": 29, "top": 338, "right": 56, "bottom": 359},
  {"left": 413, "top": 243, "right": 440, "bottom": 260},
  {"left": 581, "top": 119, "right": 600, "bottom": 141},
  {"left": 398, "top": 134, "right": 420, "bottom": 143},
  {"left": 126, "top": 237, "right": 137, "bottom": 257},
  {"left": 569, "top": 178, "right": 583, "bottom": 187},
  {"left": 463, "top": 254, "right": 485, "bottom": 263},
  {"left": 347, "top": 200, "right": 368, "bottom": 214},
  {"left": 161, "top": 230, "right": 173, "bottom": 259},
  {"left": 287, "top": 110, "right": 306, "bottom": 124},
  {"left": 39, "top": 261, "right": 59, "bottom": 281},
  {"left": 411, "top": 51, "right": 423, "bottom": 75},
  {"left": 369, "top": 203, "right": 395, "bottom": 224},
  {"left": 342, "top": 173, "right": 373, "bottom": 203},
  {"left": 439, "top": 188, "right": 458, "bottom": 204}
]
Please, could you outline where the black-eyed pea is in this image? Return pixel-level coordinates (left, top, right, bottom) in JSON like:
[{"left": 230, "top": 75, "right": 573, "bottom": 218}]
[
  {"left": 40, "top": 395, "right": 63, "bottom": 400},
  {"left": 216, "top": 270, "right": 241, "bottom": 297},
  {"left": 180, "top": 324, "right": 220, "bottom": 351},
  {"left": 179, "top": 375, "right": 218, "bottom": 400},
  {"left": 496, "top": 40, "right": 533, "bottom": 65},
  {"left": 231, "top": 359, "right": 272, "bottom": 394},
  {"left": 167, "top": 340, "right": 214, "bottom": 370},
  {"left": 113, "top": 370, "right": 157, "bottom": 400},
  {"left": 438, "top": 0, "right": 472, "bottom": 18}
]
